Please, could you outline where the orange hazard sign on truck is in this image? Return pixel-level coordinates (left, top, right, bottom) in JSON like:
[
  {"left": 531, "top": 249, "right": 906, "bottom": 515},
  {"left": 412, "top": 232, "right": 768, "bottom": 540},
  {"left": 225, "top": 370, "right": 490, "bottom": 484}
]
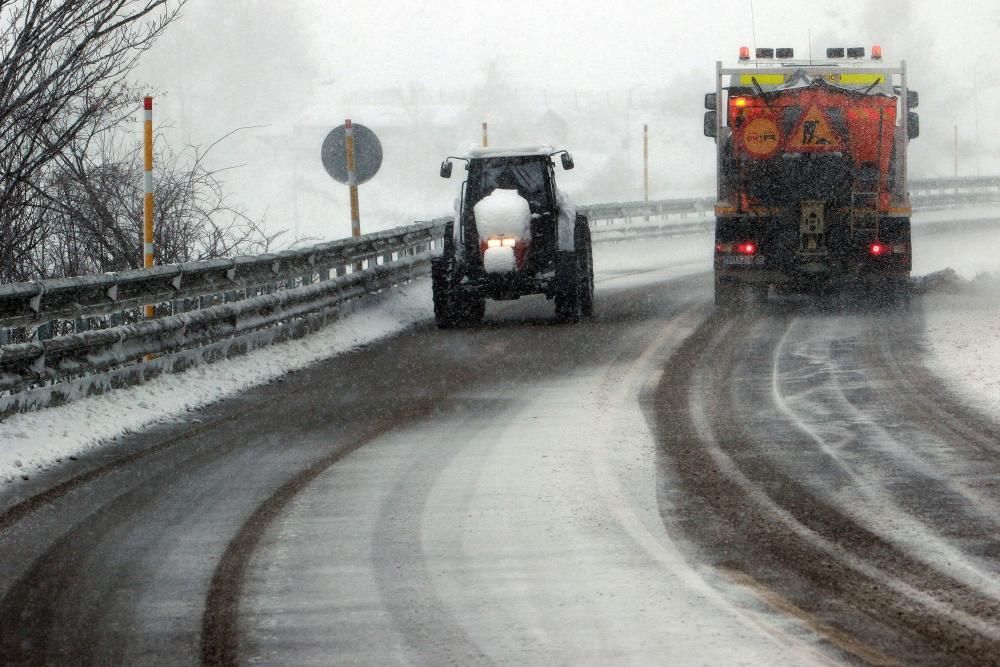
[
  {"left": 742, "top": 117, "right": 780, "bottom": 158},
  {"left": 788, "top": 106, "right": 841, "bottom": 150}
]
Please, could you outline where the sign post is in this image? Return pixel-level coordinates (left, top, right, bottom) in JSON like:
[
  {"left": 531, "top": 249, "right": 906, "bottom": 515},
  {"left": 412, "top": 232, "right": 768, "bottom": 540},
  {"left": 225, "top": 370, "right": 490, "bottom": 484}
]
[
  {"left": 482, "top": 121, "right": 489, "bottom": 147},
  {"left": 321, "top": 121, "right": 383, "bottom": 252},
  {"left": 345, "top": 119, "right": 361, "bottom": 238}
]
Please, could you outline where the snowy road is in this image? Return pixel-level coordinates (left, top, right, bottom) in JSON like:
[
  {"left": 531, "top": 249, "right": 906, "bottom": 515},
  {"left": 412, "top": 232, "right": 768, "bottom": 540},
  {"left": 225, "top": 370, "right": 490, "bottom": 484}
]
[
  {"left": 1, "top": 220, "right": 999, "bottom": 665},
  {"left": 654, "top": 301, "right": 1000, "bottom": 665}
]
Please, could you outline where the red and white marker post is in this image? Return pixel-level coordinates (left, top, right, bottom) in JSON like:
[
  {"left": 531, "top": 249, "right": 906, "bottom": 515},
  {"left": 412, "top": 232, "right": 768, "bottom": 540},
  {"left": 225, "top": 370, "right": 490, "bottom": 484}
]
[{"left": 143, "top": 96, "right": 155, "bottom": 318}]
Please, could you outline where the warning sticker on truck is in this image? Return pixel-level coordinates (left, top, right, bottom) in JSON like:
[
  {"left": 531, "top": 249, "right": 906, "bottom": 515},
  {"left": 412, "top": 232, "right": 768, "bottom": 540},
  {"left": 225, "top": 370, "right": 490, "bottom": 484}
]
[
  {"left": 742, "top": 117, "right": 781, "bottom": 158},
  {"left": 787, "top": 106, "right": 841, "bottom": 150}
]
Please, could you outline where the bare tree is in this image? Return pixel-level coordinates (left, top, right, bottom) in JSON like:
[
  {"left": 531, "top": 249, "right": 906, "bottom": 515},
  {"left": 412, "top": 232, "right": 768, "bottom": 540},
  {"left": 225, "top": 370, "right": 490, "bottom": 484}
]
[
  {"left": 37, "top": 129, "right": 284, "bottom": 278},
  {"left": 0, "top": 0, "right": 186, "bottom": 282}
]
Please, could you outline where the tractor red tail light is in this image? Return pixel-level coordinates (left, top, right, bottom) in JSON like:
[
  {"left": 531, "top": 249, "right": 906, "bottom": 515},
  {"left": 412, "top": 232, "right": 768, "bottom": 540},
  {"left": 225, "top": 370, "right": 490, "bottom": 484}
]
[
  {"left": 737, "top": 242, "right": 757, "bottom": 255},
  {"left": 731, "top": 96, "right": 749, "bottom": 108},
  {"left": 869, "top": 242, "right": 887, "bottom": 256}
]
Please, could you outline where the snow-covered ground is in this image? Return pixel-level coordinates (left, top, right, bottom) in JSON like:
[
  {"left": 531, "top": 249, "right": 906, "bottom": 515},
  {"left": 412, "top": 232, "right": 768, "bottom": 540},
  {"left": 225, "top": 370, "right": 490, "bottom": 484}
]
[
  {"left": 911, "top": 208, "right": 1000, "bottom": 419},
  {"left": 0, "top": 288, "right": 434, "bottom": 484},
  {"left": 1, "top": 213, "right": 999, "bottom": 485}
]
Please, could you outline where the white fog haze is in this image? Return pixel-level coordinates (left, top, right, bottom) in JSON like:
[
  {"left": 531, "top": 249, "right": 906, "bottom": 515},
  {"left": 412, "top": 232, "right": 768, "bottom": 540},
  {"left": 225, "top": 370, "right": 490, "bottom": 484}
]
[
  {"left": 136, "top": 0, "right": 1000, "bottom": 242},
  {"left": 5, "top": 2, "right": 1000, "bottom": 663}
]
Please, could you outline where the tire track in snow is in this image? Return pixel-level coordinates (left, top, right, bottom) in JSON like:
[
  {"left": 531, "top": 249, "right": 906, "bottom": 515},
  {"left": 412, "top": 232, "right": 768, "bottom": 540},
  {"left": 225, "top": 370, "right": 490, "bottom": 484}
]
[{"left": 650, "top": 305, "right": 1000, "bottom": 664}]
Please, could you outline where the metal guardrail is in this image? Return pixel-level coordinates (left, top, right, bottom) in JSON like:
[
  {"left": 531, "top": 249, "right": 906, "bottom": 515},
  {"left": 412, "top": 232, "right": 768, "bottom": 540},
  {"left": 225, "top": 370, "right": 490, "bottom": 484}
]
[
  {"left": 1, "top": 176, "right": 999, "bottom": 417},
  {"left": 0, "top": 220, "right": 446, "bottom": 416},
  {"left": 0, "top": 220, "right": 446, "bottom": 330},
  {"left": 579, "top": 177, "right": 1000, "bottom": 243}
]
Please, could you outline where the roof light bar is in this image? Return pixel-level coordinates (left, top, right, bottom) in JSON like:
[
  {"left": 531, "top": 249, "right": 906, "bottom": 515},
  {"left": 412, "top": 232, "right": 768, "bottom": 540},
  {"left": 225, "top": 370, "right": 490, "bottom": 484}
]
[
  {"left": 775, "top": 47, "right": 794, "bottom": 59},
  {"left": 847, "top": 46, "right": 866, "bottom": 58},
  {"left": 826, "top": 47, "right": 845, "bottom": 58},
  {"left": 756, "top": 47, "right": 775, "bottom": 59}
]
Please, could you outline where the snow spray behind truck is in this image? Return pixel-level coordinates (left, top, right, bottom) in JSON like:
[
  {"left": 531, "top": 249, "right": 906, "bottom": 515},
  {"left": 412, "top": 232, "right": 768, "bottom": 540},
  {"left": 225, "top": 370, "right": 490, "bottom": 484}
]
[{"left": 704, "top": 46, "right": 919, "bottom": 307}]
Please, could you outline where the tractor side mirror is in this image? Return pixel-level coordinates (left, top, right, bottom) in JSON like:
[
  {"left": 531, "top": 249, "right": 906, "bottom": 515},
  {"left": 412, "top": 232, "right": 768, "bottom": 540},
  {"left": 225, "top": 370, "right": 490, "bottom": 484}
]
[
  {"left": 704, "top": 93, "right": 717, "bottom": 111},
  {"left": 440, "top": 160, "right": 453, "bottom": 178},
  {"left": 907, "top": 111, "right": 920, "bottom": 139},
  {"left": 704, "top": 111, "right": 718, "bottom": 138},
  {"left": 560, "top": 152, "right": 575, "bottom": 170}
]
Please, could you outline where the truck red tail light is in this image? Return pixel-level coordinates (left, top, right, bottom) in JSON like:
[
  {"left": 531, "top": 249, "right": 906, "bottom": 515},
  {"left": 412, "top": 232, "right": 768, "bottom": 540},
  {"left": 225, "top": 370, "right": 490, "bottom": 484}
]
[
  {"left": 716, "top": 241, "right": 758, "bottom": 255},
  {"left": 869, "top": 242, "right": 886, "bottom": 256}
]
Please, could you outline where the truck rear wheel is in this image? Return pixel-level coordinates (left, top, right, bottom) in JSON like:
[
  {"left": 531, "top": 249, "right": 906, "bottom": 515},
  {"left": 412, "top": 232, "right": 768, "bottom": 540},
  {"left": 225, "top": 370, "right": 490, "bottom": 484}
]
[
  {"left": 880, "top": 278, "right": 911, "bottom": 311},
  {"left": 714, "top": 277, "right": 736, "bottom": 307}
]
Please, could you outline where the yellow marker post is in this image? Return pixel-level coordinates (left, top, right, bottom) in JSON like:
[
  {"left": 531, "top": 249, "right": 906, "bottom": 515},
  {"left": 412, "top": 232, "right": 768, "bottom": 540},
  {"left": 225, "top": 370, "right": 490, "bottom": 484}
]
[
  {"left": 143, "top": 96, "right": 154, "bottom": 319},
  {"left": 344, "top": 119, "right": 362, "bottom": 271},
  {"left": 344, "top": 118, "right": 361, "bottom": 238},
  {"left": 643, "top": 124, "right": 649, "bottom": 221},
  {"left": 643, "top": 124, "right": 649, "bottom": 200},
  {"left": 482, "top": 121, "right": 488, "bottom": 147},
  {"left": 954, "top": 125, "right": 959, "bottom": 177}
]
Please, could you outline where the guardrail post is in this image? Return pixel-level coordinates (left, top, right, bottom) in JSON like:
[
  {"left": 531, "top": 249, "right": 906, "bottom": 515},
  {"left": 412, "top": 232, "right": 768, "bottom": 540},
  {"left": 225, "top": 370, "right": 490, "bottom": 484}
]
[
  {"left": 75, "top": 316, "right": 88, "bottom": 334},
  {"left": 37, "top": 321, "right": 53, "bottom": 341}
]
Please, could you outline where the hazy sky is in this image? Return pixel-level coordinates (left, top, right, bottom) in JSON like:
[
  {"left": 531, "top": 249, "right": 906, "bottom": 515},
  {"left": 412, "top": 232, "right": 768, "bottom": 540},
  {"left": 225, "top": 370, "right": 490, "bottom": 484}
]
[
  {"left": 300, "top": 0, "right": 998, "bottom": 89},
  {"left": 135, "top": 0, "right": 1000, "bottom": 241}
]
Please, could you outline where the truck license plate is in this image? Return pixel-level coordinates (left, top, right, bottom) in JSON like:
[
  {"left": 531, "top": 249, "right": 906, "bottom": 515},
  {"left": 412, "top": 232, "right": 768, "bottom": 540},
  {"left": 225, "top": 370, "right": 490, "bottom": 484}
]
[{"left": 723, "top": 255, "right": 755, "bottom": 265}]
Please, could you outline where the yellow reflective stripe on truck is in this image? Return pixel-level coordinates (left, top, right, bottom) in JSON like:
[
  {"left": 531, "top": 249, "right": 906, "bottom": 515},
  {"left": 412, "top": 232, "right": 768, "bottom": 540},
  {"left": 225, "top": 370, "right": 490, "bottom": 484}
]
[
  {"left": 834, "top": 73, "right": 885, "bottom": 85},
  {"left": 737, "top": 74, "right": 786, "bottom": 85},
  {"left": 736, "top": 72, "right": 886, "bottom": 86}
]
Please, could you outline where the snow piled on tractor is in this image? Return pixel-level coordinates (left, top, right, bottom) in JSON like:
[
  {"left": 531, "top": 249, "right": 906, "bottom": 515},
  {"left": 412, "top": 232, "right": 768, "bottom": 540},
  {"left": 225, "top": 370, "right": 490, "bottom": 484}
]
[{"left": 473, "top": 188, "right": 531, "bottom": 240}]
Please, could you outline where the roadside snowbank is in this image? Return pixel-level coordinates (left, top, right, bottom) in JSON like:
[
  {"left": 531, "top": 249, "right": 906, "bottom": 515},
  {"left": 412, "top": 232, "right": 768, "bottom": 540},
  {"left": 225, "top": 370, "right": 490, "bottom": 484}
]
[
  {"left": 913, "top": 218, "right": 1000, "bottom": 420},
  {"left": 921, "top": 274, "right": 1000, "bottom": 420},
  {"left": 0, "top": 283, "right": 433, "bottom": 485}
]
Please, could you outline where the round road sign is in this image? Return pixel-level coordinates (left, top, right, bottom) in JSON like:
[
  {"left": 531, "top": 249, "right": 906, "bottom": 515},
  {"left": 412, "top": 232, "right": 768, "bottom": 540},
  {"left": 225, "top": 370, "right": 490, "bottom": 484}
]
[{"left": 321, "top": 123, "right": 383, "bottom": 185}]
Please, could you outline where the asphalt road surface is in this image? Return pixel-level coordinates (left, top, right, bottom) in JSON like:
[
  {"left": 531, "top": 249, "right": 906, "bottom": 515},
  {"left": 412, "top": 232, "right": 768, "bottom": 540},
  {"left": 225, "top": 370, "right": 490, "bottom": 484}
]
[{"left": 1, "top": 260, "right": 998, "bottom": 665}]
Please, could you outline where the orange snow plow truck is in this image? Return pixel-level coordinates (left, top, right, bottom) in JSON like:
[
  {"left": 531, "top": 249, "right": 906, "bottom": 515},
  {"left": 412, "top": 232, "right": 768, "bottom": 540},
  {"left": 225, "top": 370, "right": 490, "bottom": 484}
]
[{"left": 704, "top": 45, "right": 919, "bottom": 307}]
